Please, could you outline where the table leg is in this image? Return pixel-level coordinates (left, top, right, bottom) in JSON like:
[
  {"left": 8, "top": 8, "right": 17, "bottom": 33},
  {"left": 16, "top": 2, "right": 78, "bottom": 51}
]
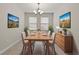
[
  {"left": 28, "top": 40, "right": 32, "bottom": 55},
  {"left": 46, "top": 41, "right": 50, "bottom": 55}
]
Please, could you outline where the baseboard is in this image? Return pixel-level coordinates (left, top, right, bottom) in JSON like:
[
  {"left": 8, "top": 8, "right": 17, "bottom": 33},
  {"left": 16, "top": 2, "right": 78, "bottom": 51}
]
[{"left": 0, "top": 39, "right": 21, "bottom": 54}]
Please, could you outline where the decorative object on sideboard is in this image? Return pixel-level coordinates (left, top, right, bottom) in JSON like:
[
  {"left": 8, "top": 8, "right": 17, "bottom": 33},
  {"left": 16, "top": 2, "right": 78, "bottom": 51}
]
[
  {"left": 59, "top": 31, "right": 62, "bottom": 34},
  {"left": 63, "top": 28, "right": 67, "bottom": 35},
  {"left": 56, "top": 26, "right": 63, "bottom": 34},
  {"left": 67, "top": 29, "right": 72, "bottom": 35}
]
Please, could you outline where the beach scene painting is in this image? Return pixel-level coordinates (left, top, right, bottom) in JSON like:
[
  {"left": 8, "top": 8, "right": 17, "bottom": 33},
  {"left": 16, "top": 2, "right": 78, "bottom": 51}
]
[
  {"left": 59, "top": 12, "right": 71, "bottom": 28},
  {"left": 8, "top": 13, "right": 19, "bottom": 28}
]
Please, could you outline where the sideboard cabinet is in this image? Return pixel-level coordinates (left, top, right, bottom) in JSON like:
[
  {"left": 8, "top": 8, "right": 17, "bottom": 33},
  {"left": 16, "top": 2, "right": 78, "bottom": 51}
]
[{"left": 55, "top": 33, "right": 73, "bottom": 53}]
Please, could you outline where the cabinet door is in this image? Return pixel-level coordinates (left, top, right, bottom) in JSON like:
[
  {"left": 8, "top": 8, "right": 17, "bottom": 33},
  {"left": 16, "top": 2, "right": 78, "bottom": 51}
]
[{"left": 64, "top": 36, "right": 73, "bottom": 52}]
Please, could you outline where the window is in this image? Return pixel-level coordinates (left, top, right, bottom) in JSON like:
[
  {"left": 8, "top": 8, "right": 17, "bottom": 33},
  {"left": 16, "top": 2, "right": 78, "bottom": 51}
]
[
  {"left": 41, "top": 17, "right": 49, "bottom": 30},
  {"left": 29, "top": 17, "right": 37, "bottom": 30}
]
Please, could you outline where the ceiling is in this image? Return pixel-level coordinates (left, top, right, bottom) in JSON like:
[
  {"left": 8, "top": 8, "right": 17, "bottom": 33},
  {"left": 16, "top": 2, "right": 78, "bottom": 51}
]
[{"left": 17, "top": 3, "right": 79, "bottom": 13}]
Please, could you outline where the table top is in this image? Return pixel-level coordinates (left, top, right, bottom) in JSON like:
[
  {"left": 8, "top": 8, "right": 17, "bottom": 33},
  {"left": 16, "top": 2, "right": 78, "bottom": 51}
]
[{"left": 25, "top": 32, "right": 52, "bottom": 41}]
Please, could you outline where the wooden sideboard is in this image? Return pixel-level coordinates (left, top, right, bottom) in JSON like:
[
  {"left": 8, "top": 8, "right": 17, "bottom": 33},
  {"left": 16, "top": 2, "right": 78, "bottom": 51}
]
[{"left": 55, "top": 33, "right": 73, "bottom": 53}]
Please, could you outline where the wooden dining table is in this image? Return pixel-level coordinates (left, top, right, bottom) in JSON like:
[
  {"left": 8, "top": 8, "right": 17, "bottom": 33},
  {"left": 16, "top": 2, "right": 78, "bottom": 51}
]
[{"left": 25, "top": 31, "right": 52, "bottom": 55}]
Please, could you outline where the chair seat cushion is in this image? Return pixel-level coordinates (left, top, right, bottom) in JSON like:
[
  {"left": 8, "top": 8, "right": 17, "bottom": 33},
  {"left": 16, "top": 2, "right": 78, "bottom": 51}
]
[
  {"left": 24, "top": 40, "right": 29, "bottom": 43},
  {"left": 49, "top": 40, "right": 53, "bottom": 44}
]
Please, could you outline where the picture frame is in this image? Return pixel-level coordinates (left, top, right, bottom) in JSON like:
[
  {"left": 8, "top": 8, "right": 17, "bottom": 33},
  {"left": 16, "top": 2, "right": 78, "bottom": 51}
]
[
  {"left": 8, "top": 13, "right": 19, "bottom": 28},
  {"left": 59, "top": 12, "right": 71, "bottom": 28}
]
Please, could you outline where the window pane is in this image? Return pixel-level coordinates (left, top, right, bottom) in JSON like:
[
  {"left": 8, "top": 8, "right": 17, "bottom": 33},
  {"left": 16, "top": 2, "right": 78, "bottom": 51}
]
[
  {"left": 41, "top": 17, "right": 49, "bottom": 23},
  {"left": 29, "top": 17, "right": 37, "bottom": 30},
  {"left": 41, "top": 17, "right": 49, "bottom": 30},
  {"left": 29, "top": 23, "right": 37, "bottom": 30},
  {"left": 29, "top": 17, "right": 37, "bottom": 23},
  {"left": 41, "top": 23, "right": 48, "bottom": 30}
]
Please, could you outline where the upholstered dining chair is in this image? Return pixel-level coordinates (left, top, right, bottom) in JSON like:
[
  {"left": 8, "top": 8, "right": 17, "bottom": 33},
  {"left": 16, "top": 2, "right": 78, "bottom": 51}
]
[
  {"left": 44, "top": 31, "right": 51, "bottom": 53},
  {"left": 44, "top": 31, "right": 52, "bottom": 53},
  {"left": 44, "top": 32, "right": 56, "bottom": 55},
  {"left": 48, "top": 32, "right": 56, "bottom": 55},
  {"left": 21, "top": 32, "right": 29, "bottom": 55}
]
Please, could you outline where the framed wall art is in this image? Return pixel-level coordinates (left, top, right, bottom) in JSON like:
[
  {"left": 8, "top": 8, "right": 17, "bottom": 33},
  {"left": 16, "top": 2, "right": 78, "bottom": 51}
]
[
  {"left": 8, "top": 13, "right": 19, "bottom": 28},
  {"left": 59, "top": 12, "right": 71, "bottom": 28}
]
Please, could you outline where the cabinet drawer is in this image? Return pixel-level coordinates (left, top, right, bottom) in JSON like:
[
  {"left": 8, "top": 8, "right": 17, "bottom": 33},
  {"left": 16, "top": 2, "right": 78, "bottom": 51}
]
[
  {"left": 56, "top": 40, "right": 64, "bottom": 49},
  {"left": 57, "top": 34, "right": 64, "bottom": 39},
  {"left": 56, "top": 37, "right": 64, "bottom": 44},
  {"left": 56, "top": 40, "right": 64, "bottom": 50}
]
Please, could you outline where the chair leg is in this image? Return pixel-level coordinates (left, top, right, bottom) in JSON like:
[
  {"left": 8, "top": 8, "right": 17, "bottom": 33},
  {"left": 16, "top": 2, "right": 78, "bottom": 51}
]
[
  {"left": 32, "top": 43, "right": 34, "bottom": 51},
  {"left": 27, "top": 47, "right": 29, "bottom": 55},
  {"left": 21, "top": 46, "right": 24, "bottom": 55},
  {"left": 22, "top": 45, "right": 28, "bottom": 55},
  {"left": 45, "top": 45, "right": 48, "bottom": 55},
  {"left": 21, "top": 45, "right": 25, "bottom": 55},
  {"left": 53, "top": 46, "right": 56, "bottom": 55},
  {"left": 43, "top": 42, "right": 47, "bottom": 55},
  {"left": 31, "top": 41, "right": 35, "bottom": 54},
  {"left": 45, "top": 46, "right": 47, "bottom": 55},
  {"left": 24, "top": 46, "right": 26, "bottom": 55},
  {"left": 29, "top": 44, "right": 33, "bottom": 55},
  {"left": 54, "top": 47, "right": 56, "bottom": 55},
  {"left": 43, "top": 43, "right": 46, "bottom": 55},
  {"left": 25, "top": 46, "right": 27, "bottom": 54}
]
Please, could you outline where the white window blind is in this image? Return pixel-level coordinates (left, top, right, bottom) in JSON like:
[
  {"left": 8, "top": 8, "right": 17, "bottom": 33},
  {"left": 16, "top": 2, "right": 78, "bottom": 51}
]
[
  {"left": 41, "top": 17, "right": 49, "bottom": 30},
  {"left": 41, "top": 17, "right": 49, "bottom": 23},
  {"left": 29, "top": 17, "right": 37, "bottom": 30}
]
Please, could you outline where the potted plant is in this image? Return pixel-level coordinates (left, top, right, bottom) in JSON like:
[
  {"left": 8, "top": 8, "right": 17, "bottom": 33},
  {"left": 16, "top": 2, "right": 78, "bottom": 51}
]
[
  {"left": 48, "top": 24, "right": 54, "bottom": 35},
  {"left": 24, "top": 26, "right": 29, "bottom": 36}
]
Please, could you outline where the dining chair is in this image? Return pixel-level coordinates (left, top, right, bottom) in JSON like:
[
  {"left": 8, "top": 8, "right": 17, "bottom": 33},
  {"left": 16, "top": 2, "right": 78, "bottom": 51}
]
[
  {"left": 48, "top": 32, "right": 56, "bottom": 55},
  {"left": 44, "top": 31, "right": 51, "bottom": 52},
  {"left": 21, "top": 32, "right": 29, "bottom": 55},
  {"left": 43, "top": 31, "right": 51, "bottom": 53},
  {"left": 44, "top": 32, "right": 56, "bottom": 55}
]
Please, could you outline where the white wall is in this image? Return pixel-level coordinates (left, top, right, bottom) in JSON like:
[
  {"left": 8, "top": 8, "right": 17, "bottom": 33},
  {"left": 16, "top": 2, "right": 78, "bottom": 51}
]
[
  {"left": 0, "top": 4, "right": 24, "bottom": 54},
  {"left": 53, "top": 4, "right": 79, "bottom": 54}
]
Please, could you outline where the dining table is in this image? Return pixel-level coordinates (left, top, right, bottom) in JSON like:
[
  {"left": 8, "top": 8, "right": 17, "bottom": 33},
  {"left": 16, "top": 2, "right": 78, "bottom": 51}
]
[{"left": 25, "top": 31, "right": 52, "bottom": 55}]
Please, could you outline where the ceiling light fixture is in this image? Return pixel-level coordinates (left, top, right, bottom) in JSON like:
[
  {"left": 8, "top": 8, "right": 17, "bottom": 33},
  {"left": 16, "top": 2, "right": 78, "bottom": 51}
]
[{"left": 33, "top": 3, "right": 44, "bottom": 14}]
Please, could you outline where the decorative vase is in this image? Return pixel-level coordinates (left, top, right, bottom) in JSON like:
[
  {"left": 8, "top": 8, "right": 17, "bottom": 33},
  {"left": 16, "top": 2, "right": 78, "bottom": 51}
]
[{"left": 63, "top": 28, "right": 67, "bottom": 35}]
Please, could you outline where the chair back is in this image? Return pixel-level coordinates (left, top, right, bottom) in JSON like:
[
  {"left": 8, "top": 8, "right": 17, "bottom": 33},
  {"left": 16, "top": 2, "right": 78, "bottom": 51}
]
[
  {"left": 51, "top": 32, "right": 56, "bottom": 45},
  {"left": 21, "top": 32, "right": 26, "bottom": 44},
  {"left": 27, "top": 30, "right": 30, "bottom": 35},
  {"left": 48, "top": 31, "right": 51, "bottom": 36},
  {"left": 51, "top": 32, "right": 57, "bottom": 54}
]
